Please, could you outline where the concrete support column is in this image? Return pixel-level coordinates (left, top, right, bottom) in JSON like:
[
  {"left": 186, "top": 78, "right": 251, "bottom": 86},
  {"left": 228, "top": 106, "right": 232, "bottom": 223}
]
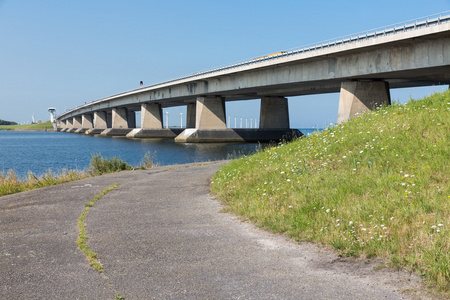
[
  {"left": 186, "top": 103, "right": 196, "bottom": 128},
  {"left": 337, "top": 81, "right": 391, "bottom": 123},
  {"left": 175, "top": 96, "right": 300, "bottom": 143},
  {"left": 195, "top": 96, "right": 226, "bottom": 129},
  {"left": 260, "top": 97, "right": 290, "bottom": 129},
  {"left": 58, "top": 120, "right": 66, "bottom": 131},
  {"left": 112, "top": 108, "right": 129, "bottom": 129},
  {"left": 94, "top": 111, "right": 107, "bottom": 129},
  {"left": 73, "top": 116, "right": 82, "bottom": 129},
  {"left": 141, "top": 103, "right": 163, "bottom": 128},
  {"left": 82, "top": 114, "right": 93, "bottom": 128},
  {"left": 66, "top": 118, "right": 73, "bottom": 129}
]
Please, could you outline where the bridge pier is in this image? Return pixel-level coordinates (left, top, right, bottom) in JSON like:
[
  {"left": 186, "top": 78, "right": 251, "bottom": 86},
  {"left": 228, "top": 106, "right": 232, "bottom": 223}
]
[
  {"left": 260, "top": 97, "right": 290, "bottom": 129},
  {"left": 64, "top": 118, "right": 74, "bottom": 133},
  {"left": 337, "top": 81, "right": 391, "bottom": 123},
  {"left": 175, "top": 96, "right": 300, "bottom": 143},
  {"left": 175, "top": 96, "right": 228, "bottom": 142},
  {"left": 74, "top": 114, "right": 93, "bottom": 133},
  {"left": 101, "top": 108, "right": 133, "bottom": 136},
  {"left": 127, "top": 103, "right": 183, "bottom": 138},
  {"left": 85, "top": 111, "right": 108, "bottom": 135},
  {"left": 142, "top": 103, "right": 163, "bottom": 128},
  {"left": 58, "top": 120, "right": 66, "bottom": 132},
  {"left": 67, "top": 116, "right": 81, "bottom": 133}
]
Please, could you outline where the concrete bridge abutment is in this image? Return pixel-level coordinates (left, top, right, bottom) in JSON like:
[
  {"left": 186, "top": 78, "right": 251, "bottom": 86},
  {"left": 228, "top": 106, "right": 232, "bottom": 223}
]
[{"left": 337, "top": 81, "right": 391, "bottom": 123}]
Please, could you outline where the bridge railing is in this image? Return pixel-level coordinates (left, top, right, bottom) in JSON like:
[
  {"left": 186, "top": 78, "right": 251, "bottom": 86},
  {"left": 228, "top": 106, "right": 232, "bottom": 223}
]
[
  {"left": 153, "top": 11, "right": 450, "bottom": 86},
  {"left": 61, "top": 11, "right": 450, "bottom": 117}
]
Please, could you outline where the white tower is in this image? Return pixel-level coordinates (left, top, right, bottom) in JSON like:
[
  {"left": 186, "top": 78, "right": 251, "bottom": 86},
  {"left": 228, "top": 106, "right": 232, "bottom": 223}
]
[
  {"left": 48, "top": 107, "right": 57, "bottom": 130},
  {"left": 48, "top": 107, "right": 56, "bottom": 123}
]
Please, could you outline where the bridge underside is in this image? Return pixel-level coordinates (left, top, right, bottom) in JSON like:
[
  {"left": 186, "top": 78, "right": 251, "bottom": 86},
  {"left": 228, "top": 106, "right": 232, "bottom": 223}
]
[{"left": 57, "top": 77, "right": 449, "bottom": 142}]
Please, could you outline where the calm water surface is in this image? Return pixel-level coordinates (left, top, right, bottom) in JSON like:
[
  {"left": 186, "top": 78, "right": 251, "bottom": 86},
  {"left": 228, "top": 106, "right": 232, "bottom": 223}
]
[{"left": 0, "top": 129, "right": 317, "bottom": 178}]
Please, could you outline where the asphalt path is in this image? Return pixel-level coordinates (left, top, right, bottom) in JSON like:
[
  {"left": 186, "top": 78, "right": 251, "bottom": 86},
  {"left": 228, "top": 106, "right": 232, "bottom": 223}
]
[{"left": 1, "top": 161, "right": 425, "bottom": 299}]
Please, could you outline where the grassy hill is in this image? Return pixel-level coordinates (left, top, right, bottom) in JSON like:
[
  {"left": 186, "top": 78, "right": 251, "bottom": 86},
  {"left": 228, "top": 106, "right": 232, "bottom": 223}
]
[
  {"left": 212, "top": 90, "right": 449, "bottom": 293},
  {"left": 0, "top": 120, "right": 53, "bottom": 131}
]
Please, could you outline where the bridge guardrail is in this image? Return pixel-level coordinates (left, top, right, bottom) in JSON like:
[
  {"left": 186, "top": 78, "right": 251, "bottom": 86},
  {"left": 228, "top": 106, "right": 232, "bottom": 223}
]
[
  {"left": 60, "top": 11, "right": 450, "bottom": 118},
  {"left": 152, "top": 11, "right": 450, "bottom": 86}
]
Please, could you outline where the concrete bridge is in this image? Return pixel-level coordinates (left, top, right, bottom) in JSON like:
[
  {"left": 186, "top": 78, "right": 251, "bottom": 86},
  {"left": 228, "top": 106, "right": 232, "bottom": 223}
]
[{"left": 56, "top": 12, "right": 450, "bottom": 142}]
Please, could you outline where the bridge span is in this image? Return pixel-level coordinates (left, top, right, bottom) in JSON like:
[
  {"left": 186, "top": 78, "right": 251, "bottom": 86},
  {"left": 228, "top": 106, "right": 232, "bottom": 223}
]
[{"left": 57, "top": 12, "right": 450, "bottom": 142}]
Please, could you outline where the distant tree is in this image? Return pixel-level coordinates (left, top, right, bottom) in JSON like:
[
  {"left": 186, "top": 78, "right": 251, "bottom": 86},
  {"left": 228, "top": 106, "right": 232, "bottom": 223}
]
[{"left": 0, "top": 119, "right": 18, "bottom": 125}]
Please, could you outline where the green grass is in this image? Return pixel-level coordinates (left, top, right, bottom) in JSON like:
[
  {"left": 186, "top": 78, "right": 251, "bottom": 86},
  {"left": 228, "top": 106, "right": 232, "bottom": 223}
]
[
  {"left": 77, "top": 183, "right": 119, "bottom": 273},
  {"left": 0, "top": 120, "right": 53, "bottom": 130},
  {"left": 211, "top": 90, "right": 450, "bottom": 293}
]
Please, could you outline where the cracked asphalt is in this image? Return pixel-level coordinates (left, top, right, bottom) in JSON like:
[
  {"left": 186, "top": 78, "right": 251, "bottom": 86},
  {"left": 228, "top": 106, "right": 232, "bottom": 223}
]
[{"left": 1, "top": 161, "right": 426, "bottom": 299}]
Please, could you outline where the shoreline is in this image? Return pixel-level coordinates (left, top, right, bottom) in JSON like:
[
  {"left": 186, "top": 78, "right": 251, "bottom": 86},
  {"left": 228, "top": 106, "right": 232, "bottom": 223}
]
[{"left": 8, "top": 128, "right": 51, "bottom": 131}]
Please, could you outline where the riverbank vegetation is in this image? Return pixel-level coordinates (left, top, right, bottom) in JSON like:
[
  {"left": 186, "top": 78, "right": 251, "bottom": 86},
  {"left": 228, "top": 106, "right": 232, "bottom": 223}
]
[
  {"left": 0, "top": 120, "right": 53, "bottom": 130},
  {"left": 211, "top": 90, "right": 449, "bottom": 293},
  {"left": 0, "top": 152, "right": 156, "bottom": 197}
]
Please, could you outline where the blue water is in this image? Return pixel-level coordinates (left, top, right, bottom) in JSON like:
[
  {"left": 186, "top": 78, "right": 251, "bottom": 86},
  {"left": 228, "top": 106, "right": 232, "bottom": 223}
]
[{"left": 0, "top": 129, "right": 318, "bottom": 178}]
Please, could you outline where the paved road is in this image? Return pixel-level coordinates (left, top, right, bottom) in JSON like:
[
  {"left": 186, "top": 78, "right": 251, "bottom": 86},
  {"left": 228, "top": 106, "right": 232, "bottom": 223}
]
[{"left": 1, "top": 161, "right": 423, "bottom": 299}]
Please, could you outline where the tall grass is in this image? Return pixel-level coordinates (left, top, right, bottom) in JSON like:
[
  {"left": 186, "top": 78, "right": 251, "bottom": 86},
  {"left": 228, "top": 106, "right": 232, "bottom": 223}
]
[
  {"left": 88, "top": 154, "right": 133, "bottom": 176},
  {"left": 0, "top": 152, "right": 156, "bottom": 197},
  {"left": 212, "top": 90, "right": 450, "bottom": 293},
  {"left": 0, "top": 169, "right": 87, "bottom": 197}
]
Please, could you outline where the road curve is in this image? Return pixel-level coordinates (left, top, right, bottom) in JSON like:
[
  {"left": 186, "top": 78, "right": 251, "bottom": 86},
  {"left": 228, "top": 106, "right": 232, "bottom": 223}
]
[{"left": 1, "top": 161, "right": 424, "bottom": 299}]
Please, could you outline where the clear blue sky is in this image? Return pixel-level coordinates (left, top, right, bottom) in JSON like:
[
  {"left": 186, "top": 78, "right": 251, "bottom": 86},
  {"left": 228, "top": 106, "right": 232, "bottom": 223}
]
[{"left": 0, "top": 0, "right": 449, "bottom": 127}]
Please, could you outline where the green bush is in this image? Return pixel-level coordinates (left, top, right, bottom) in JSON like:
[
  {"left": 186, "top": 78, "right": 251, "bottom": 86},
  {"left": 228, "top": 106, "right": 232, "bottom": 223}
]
[{"left": 89, "top": 154, "right": 132, "bottom": 176}]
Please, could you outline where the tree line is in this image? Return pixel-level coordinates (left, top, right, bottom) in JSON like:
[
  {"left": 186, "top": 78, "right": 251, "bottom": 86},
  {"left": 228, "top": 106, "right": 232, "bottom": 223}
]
[{"left": 0, "top": 119, "right": 18, "bottom": 125}]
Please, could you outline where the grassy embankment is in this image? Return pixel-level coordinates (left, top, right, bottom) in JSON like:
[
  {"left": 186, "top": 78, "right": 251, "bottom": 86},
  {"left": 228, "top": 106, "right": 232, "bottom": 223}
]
[
  {"left": 0, "top": 120, "right": 53, "bottom": 131},
  {"left": 0, "top": 152, "right": 155, "bottom": 197},
  {"left": 212, "top": 90, "right": 449, "bottom": 293}
]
